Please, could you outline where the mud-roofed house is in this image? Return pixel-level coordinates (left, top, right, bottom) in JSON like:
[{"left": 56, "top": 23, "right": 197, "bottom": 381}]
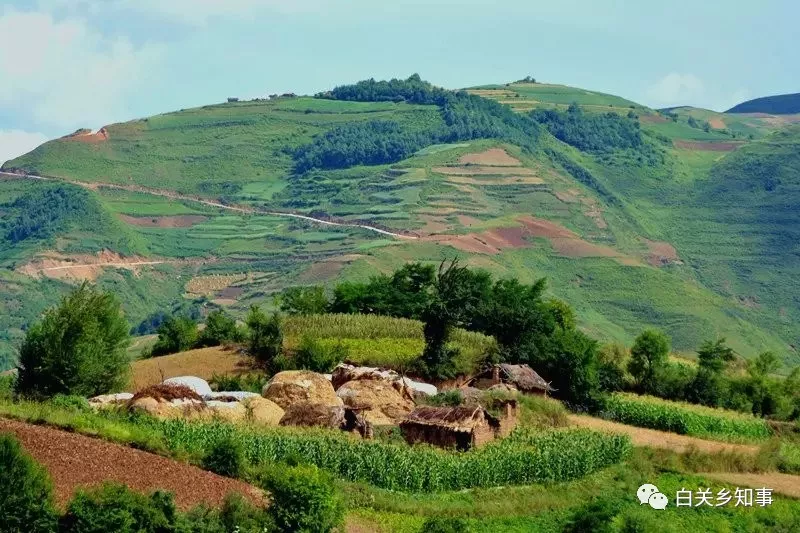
[
  {"left": 468, "top": 364, "right": 554, "bottom": 396},
  {"left": 399, "top": 403, "right": 517, "bottom": 450}
]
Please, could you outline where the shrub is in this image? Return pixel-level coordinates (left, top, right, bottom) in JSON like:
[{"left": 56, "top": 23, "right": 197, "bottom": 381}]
[
  {"left": 421, "top": 516, "right": 470, "bottom": 533},
  {"left": 49, "top": 394, "right": 91, "bottom": 413},
  {"left": 16, "top": 283, "right": 130, "bottom": 399},
  {"left": 202, "top": 437, "right": 245, "bottom": 478},
  {"left": 423, "top": 390, "right": 464, "bottom": 407},
  {"left": 260, "top": 464, "right": 344, "bottom": 533},
  {"left": 210, "top": 373, "right": 268, "bottom": 394},
  {"left": 59, "top": 483, "right": 179, "bottom": 533},
  {"left": 246, "top": 307, "right": 283, "bottom": 366},
  {"left": 0, "top": 433, "right": 58, "bottom": 533},
  {"left": 278, "top": 286, "right": 330, "bottom": 315},
  {"left": 562, "top": 497, "right": 620, "bottom": 533},
  {"left": 294, "top": 336, "right": 347, "bottom": 373},
  {"left": 151, "top": 316, "right": 198, "bottom": 357},
  {"left": 0, "top": 373, "right": 16, "bottom": 401},
  {"left": 198, "top": 310, "right": 243, "bottom": 348}
]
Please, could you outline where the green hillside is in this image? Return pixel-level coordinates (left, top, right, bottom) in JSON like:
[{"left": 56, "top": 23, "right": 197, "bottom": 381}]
[
  {"left": 1, "top": 76, "right": 799, "bottom": 370},
  {"left": 727, "top": 92, "right": 800, "bottom": 114}
]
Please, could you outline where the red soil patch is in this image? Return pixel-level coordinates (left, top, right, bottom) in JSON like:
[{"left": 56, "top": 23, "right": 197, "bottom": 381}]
[
  {"left": 673, "top": 140, "right": 743, "bottom": 152},
  {"left": 418, "top": 215, "right": 451, "bottom": 235},
  {"left": 639, "top": 114, "right": 669, "bottom": 123},
  {"left": 458, "top": 148, "right": 521, "bottom": 167},
  {"left": 518, "top": 216, "right": 577, "bottom": 239},
  {"left": 708, "top": 117, "right": 726, "bottom": 129},
  {"left": 550, "top": 238, "right": 619, "bottom": 258},
  {"left": 433, "top": 166, "right": 536, "bottom": 176},
  {"left": 0, "top": 418, "right": 265, "bottom": 511},
  {"left": 446, "top": 175, "right": 544, "bottom": 185},
  {"left": 457, "top": 214, "right": 481, "bottom": 227},
  {"left": 63, "top": 128, "right": 109, "bottom": 144},
  {"left": 17, "top": 250, "right": 171, "bottom": 281},
  {"left": 119, "top": 214, "right": 208, "bottom": 228},
  {"left": 645, "top": 239, "right": 680, "bottom": 267}
]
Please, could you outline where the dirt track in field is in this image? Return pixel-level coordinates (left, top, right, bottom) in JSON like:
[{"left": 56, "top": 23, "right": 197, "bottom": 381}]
[
  {"left": 701, "top": 471, "right": 800, "bottom": 499},
  {"left": 568, "top": 415, "right": 760, "bottom": 455},
  {"left": 0, "top": 418, "right": 265, "bottom": 510}
]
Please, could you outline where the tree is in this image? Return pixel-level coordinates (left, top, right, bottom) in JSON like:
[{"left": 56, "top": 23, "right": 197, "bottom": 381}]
[
  {"left": 627, "top": 329, "right": 670, "bottom": 395},
  {"left": 686, "top": 338, "right": 735, "bottom": 407},
  {"left": 745, "top": 351, "right": 781, "bottom": 417},
  {"left": 0, "top": 433, "right": 58, "bottom": 533},
  {"left": 419, "top": 259, "right": 483, "bottom": 379},
  {"left": 150, "top": 316, "right": 198, "bottom": 357},
  {"left": 246, "top": 306, "right": 283, "bottom": 366},
  {"left": 198, "top": 310, "right": 242, "bottom": 347},
  {"left": 16, "top": 283, "right": 130, "bottom": 399},
  {"left": 278, "top": 286, "right": 329, "bottom": 315}
]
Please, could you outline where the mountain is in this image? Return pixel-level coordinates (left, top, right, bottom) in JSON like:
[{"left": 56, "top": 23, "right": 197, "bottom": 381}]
[
  {"left": 727, "top": 92, "right": 800, "bottom": 115},
  {"left": 1, "top": 76, "right": 798, "bottom": 370}
]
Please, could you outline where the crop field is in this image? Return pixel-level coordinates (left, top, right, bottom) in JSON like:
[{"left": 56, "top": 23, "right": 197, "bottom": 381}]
[{"left": 603, "top": 393, "right": 772, "bottom": 442}]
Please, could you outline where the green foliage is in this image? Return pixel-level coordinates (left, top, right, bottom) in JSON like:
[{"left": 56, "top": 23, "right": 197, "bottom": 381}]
[
  {"left": 420, "top": 516, "right": 470, "bottom": 533},
  {"left": 603, "top": 393, "right": 771, "bottom": 441},
  {"left": 59, "top": 483, "right": 180, "bottom": 533},
  {"left": 259, "top": 464, "right": 344, "bottom": 533},
  {"left": 201, "top": 437, "right": 246, "bottom": 478},
  {"left": 3, "top": 184, "right": 101, "bottom": 244},
  {"left": 531, "top": 103, "right": 644, "bottom": 153},
  {"left": 151, "top": 316, "right": 199, "bottom": 357},
  {"left": 627, "top": 330, "right": 670, "bottom": 395},
  {"left": 246, "top": 307, "right": 283, "bottom": 366},
  {"left": 278, "top": 286, "right": 330, "bottom": 315},
  {"left": 0, "top": 433, "right": 58, "bottom": 533},
  {"left": 149, "top": 420, "right": 630, "bottom": 493},
  {"left": 210, "top": 373, "right": 268, "bottom": 394},
  {"left": 16, "top": 283, "right": 130, "bottom": 399},
  {"left": 198, "top": 309, "right": 243, "bottom": 347},
  {"left": 49, "top": 394, "right": 91, "bottom": 413},
  {"left": 294, "top": 336, "right": 348, "bottom": 373},
  {"left": 423, "top": 390, "right": 464, "bottom": 407},
  {"left": 562, "top": 497, "right": 620, "bottom": 533},
  {"left": 686, "top": 339, "right": 735, "bottom": 407},
  {"left": 0, "top": 373, "right": 15, "bottom": 401}
]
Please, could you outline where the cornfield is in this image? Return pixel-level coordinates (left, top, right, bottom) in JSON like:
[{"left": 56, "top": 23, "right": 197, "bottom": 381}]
[
  {"left": 603, "top": 393, "right": 771, "bottom": 442},
  {"left": 153, "top": 420, "right": 630, "bottom": 492}
]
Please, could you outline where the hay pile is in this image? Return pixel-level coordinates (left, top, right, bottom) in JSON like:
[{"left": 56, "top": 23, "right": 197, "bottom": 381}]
[
  {"left": 336, "top": 380, "right": 414, "bottom": 426},
  {"left": 262, "top": 371, "right": 342, "bottom": 410},
  {"left": 279, "top": 401, "right": 345, "bottom": 429}
]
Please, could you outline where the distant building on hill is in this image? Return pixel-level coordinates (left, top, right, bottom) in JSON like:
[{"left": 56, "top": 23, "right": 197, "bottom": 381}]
[{"left": 227, "top": 97, "right": 239, "bottom": 103}]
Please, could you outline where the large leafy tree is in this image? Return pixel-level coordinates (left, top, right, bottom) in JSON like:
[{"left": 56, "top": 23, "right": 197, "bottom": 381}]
[
  {"left": 687, "top": 338, "right": 735, "bottom": 407},
  {"left": 627, "top": 329, "right": 670, "bottom": 395},
  {"left": 279, "top": 286, "right": 330, "bottom": 316},
  {"left": 150, "top": 316, "right": 198, "bottom": 356},
  {"left": 16, "top": 283, "right": 130, "bottom": 399}
]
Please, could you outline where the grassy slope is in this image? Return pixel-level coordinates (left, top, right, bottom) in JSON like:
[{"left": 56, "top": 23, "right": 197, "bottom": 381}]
[{"left": 1, "top": 86, "right": 799, "bottom": 370}]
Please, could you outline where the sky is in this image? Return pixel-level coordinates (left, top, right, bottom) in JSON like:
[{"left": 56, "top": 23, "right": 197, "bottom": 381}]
[{"left": 1, "top": 0, "right": 798, "bottom": 164}]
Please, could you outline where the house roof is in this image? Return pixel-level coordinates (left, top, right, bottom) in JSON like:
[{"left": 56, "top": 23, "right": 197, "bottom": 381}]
[
  {"left": 497, "top": 364, "right": 554, "bottom": 392},
  {"left": 400, "top": 405, "right": 489, "bottom": 433}
]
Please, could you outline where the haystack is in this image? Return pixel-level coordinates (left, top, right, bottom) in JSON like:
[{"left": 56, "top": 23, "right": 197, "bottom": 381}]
[
  {"left": 279, "top": 401, "right": 345, "bottom": 429},
  {"left": 163, "top": 376, "right": 213, "bottom": 396},
  {"left": 262, "top": 371, "right": 342, "bottom": 410},
  {"left": 331, "top": 363, "right": 437, "bottom": 400},
  {"left": 242, "top": 396, "right": 284, "bottom": 427},
  {"left": 88, "top": 393, "right": 134, "bottom": 408},
  {"left": 336, "top": 380, "right": 414, "bottom": 426},
  {"left": 207, "top": 400, "right": 247, "bottom": 423},
  {"left": 127, "top": 383, "right": 206, "bottom": 420}
]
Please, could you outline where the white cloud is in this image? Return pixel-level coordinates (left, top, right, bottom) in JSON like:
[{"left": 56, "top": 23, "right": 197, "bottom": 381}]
[
  {"left": 0, "top": 9, "right": 161, "bottom": 131},
  {"left": 0, "top": 130, "right": 50, "bottom": 166},
  {"left": 646, "top": 72, "right": 705, "bottom": 107}
]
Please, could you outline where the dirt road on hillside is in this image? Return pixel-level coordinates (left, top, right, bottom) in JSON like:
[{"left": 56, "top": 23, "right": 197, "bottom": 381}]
[
  {"left": 568, "top": 415, "right": 760, "bottom": 455},
  {"left": 0, "top": 418, "right": 265, "bottom": 510},
  {"left": 0, "top": 171, "right": 417, "bottom": 240}
]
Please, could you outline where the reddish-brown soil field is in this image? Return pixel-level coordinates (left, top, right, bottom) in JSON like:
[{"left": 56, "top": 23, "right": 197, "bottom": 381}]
[
  {"left": 645, "top": 239, "right": 680, "bottom": 266},
  {"left": 119, "top": 214, "right": 209, "bottom": 228},
  {"left": 708, "top": 117, "right": 726, "bottom": 129},
  {"left": 673, "top": 140, "right": 743, "bottom": 151},
  {"left": 458, "top": 148, "right": 522, "bottom": 166},
  {"left": 433, "top": 166, "right": 537, "bottom": 176},
  {"left": 0, "top": 418, "right": 265, "bottom": 510}
]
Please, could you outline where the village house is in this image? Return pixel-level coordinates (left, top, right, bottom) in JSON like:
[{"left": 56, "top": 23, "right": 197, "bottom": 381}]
[
  {"left": 468, "top": 364, "right": 554, "bottom": 396},
  {"left": 399, "top": 401, "right": 518, "bottom": 450}
]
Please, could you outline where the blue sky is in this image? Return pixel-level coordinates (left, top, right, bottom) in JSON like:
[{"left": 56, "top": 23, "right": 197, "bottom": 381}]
[{"left": 1, "top": 0, "right": 798, "bottom": 163}]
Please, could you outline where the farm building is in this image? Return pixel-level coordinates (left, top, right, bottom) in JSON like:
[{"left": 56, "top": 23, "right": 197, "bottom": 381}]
[
  {"left": 468, "top": 364, "right": 554, "bottom": 395},
  {"left": 399, "top": 402, "right": 517, "bottom": 450}
]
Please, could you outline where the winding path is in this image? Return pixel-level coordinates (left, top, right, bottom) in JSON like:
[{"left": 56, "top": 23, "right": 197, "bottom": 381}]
[{"left": 0, "top": 171, "right": 418, "bottom": 240}]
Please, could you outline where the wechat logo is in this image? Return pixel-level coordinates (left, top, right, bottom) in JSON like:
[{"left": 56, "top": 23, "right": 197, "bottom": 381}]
[{"left": 637, "top": 484, "right": 668, "bottom": 510}]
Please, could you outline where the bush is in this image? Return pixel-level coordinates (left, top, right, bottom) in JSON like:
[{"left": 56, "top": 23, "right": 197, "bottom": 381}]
[
  {"left": 294, "top": 336, "right": 347, "bottom": 373},
  {"left": 183, "top": 493, "right": 275, "bottom": 532},
  {"left": 423, "top": 390, "right": 464, "bottom": 407},
  {"left": 260, "top": 464, "right": 344, "bottom": 533},
  {"left": 421, "top": 516, "right": 470, "bottom": 533},
  {"left": 0, "top": 373, "right": 15, "bottom": 401},
  {"left": 0, "top": 433, "right": 58, "bottom": 533},
  {"left": 16, "top": 283, "right": 130, "bottom": 399},
  {"left": 59, "top": 483, "right": 180, "bottom": 533},
  {"left": 246, "top": 307, "right": 283, "bottom": 366},
  {"left": 202, "top": 437, "right": 245, "bottom": 478},
  {"left": 198, "top": 310, "right": 243, "bottom": 348},
  {"left": 210, "top": 373, "right": 268, "bottom": 394},
  {"left": 151, "top": 316, "right": 199, "bottom": 357},
  {"left": 562, "top": 497, "right": 620, "bottom": 533},
  {"left": 49, "top": 394, "right": 91, "bottom": 413}
]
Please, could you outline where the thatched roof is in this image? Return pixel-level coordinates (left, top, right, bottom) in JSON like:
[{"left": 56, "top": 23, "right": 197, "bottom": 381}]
[
  {"left": 496, "top": 364, "right": 554, "bottom": 392},
  {"left": 400, "top": 405, "right": 490, "bottom": 433}
]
